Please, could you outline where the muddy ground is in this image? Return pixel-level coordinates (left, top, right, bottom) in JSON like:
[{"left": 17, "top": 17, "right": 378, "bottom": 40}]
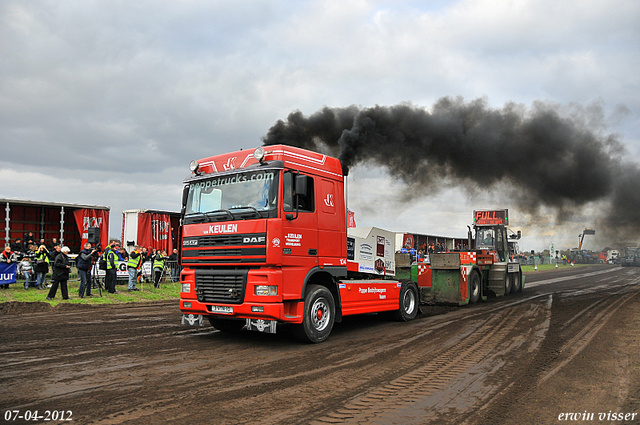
[{"left": 2, "top": 265, "right": 640, "bottom": 424}]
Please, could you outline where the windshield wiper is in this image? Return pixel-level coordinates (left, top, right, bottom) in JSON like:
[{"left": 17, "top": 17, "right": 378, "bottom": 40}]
[
  {"left": 229, "top": 206, "right": 261, "bottom": 219},
  {"left": 187, "top": 210, "right": 234, "bottom": 222},
  {"left": 186, "top": 212, "right": 212, "bottom": 223}
]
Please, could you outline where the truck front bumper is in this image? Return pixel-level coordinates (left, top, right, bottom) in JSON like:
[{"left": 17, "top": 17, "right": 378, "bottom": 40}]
[{"left": 180, "top": 299, "right": 303, "bottom": 324}]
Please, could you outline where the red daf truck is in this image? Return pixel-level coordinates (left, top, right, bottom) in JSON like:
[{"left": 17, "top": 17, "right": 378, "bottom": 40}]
[{"left": 179, "top": 145, "right": 419, "bottom": 342}]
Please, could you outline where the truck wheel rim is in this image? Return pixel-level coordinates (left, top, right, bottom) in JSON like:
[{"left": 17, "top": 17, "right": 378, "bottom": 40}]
[
  {"left": 311, "top": 298, "right": 330, "bottom": 331},
  {"left": 404, "top": 289, "right": 416, "bottom": 314}
]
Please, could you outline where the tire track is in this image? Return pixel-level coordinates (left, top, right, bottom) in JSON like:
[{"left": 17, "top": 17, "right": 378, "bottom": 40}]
[{"left": 310, "top": 307, "right": 524, "bottom": 425}]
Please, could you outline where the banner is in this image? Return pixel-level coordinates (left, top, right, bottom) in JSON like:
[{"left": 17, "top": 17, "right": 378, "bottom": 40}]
[
  {"left": 138, "top": 212, "right": 173, "bottom": 253},
  {"left": 73, "top": 209, "right": 110, "bottom": 249},
  {"left": 347, "top": 209, "right": 356, "bottom": 228},
  {"left": 402, "top": 233, "right": 415, "bottom": 249},
  {"left": 0, "top": 262, "right": 17, "bottom": 285}
]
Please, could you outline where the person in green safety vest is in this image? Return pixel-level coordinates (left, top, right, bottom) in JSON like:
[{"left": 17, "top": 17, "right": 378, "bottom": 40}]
[
  {"left": 127, "top": 245, "right": 142, "bottom": 291},
  {"left": 105, "top": 242, "right": 119, "bottom": 294},
  {"left": 153, "top": 250, "right": 167, "bottom": 288},
  {"left": 34, "top": 245, "right": 50, "bottom": 290}
]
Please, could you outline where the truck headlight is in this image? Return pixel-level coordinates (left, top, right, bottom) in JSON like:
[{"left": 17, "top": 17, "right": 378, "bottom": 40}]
[
  {"left": 181, "top": 283, "right": 191, "bottom": 293},
  {"left": 255, "top": 285, "right": 277, "bottom": 296}
]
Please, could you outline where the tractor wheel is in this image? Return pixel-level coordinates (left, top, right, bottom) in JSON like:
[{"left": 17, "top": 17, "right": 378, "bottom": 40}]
[
  {"left": 391, "top": 282, "right": 419, "bottom": 321},
  {"left": 504, "top": 273, "right": 512, "bottom": 295},
  {"left": 292, "top": 284, "right": 335, "bottom": 343},
  {"left": 208, "top": 317, "right": 246, "bottom": 332},
  {"left": 510, "top": 272, "right": 521, "bottom": 293},
  {"left": 469, "top": 272, "right": 481, "bottom": 304}
]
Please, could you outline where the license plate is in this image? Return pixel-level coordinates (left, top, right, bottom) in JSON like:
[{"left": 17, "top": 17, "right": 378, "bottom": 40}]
[
  {"left": 246, "top": 319, "right": 277, "bottom": 334},
  {"left": 181, "top": 314, "right": 203, "bottom": 326},
  {"left": 209, "top": 305, "right": 233, "bottom": 314}
]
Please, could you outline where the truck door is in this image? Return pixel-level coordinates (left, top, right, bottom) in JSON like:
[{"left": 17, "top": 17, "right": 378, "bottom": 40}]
[
  {"left": 281, "top": 171, "right": 319, "bottom": 299},
  {"left": 318, "top": 178, "right": 345, "bottom": 263}
]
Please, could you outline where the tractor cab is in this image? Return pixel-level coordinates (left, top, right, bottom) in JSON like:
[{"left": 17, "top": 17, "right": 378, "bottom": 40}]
[
  {"left": 475, "top": 225, "right": 508, "bottom": 261},
  {"left": 471, "top": 210, "right": 521, "bottom": 263}
]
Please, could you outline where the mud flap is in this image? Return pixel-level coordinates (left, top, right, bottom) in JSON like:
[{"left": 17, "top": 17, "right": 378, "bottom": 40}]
[{"left": 181, "top": 314, "right": 203, "bottom": 326}]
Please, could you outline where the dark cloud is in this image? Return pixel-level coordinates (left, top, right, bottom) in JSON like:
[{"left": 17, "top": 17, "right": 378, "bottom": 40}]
[{"left": 263, "top": 97, "right": 637, "bottom": 241}]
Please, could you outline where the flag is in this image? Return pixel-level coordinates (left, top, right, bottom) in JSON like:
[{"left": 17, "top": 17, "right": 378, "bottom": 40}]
[{"left": 347, "top": 209, "right": 356, "bottom": 228}]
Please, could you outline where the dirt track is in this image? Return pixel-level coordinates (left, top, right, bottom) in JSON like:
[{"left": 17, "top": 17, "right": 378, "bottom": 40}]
[{"left": 2, "top": 265, "right": 640, "bottom": 424}]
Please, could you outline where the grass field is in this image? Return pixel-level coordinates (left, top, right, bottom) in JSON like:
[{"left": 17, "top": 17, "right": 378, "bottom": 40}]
[
  {"left": 0, "top": 277, "right": 181, "bottom": 306},
  {"left": 521, "top": 263, "right": 591, "bottom": 273}
]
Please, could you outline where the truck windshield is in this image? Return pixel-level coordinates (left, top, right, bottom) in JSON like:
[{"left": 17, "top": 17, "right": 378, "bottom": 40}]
[
  {"left": 476, "top": 228, "right": 495, "bottom": 250},
  {"left": 185, "top": 170, "right": 279, "bottom": 220}
]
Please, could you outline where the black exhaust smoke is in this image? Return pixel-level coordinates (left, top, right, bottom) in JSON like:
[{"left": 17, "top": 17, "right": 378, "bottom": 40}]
[{"left": 262, "top": 97, "right": 634, "bottom": 241}]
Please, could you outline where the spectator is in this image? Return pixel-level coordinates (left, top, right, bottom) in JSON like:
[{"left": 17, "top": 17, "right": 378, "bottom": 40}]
[
  {"left": 1, "top": 246, "right": 18, "bottom": 290},
  {"left": 47, "top": 238, "right": 58, "bottom": 251},
  {"left": 20, "top": 257, "right": 33, "bottom": 290},
  {"left": 49, "top": 244, "right": 61, "bottom": 265},
  {"left": 34, "top": 245, "right": 50, "bottom": 290},
  {"left": 24, "top": 245, "right": 36, "bottom": 261},
  {"left": 46, "top": 246, "right": 71, "bottom": 301},
  {"left": 153, "top": 250, "right": 167, "bottom": 288},
  {"left": 105, "top": 242, "right": 118, "bottom": 294},
  {"left": 168, "top": 248, "right": 179, "bottom": 282},
  {"left": 23, "top": 232, "right": 36, "bottom": 249},
  {"left": 119, "top": 246, "right": 129, "bottom": 262},
  {"left": 1, "top": 245, "right": 17, "bottom": 263},
  {"left": 126, "top": 245, "right": 142, "bottom": 291},
  {"left": 76, "top": 243, "right": 95, "bottom": 298},
  {"left": 11, "top": 239, "right": 23, "bottom": 253},
  {"left": 140, "top": 247, "right": 149, "bottom": 262}
]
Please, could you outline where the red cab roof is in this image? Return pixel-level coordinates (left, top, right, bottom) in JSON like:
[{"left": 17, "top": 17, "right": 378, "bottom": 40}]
[{"left": 195, "top": 144, "right": 344, "bottom": 180}]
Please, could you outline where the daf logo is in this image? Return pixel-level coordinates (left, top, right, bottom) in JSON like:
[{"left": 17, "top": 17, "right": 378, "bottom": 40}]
[
  {"left": 183, "top": 239, "right": 198, "bottom": 246},
  {"left": 243, "top": 236, "right": 266, "bottom": 244}
]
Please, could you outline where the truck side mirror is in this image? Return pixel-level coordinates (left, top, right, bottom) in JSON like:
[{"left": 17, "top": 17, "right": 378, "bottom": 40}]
[
  {"left": 517, "top": 230, "right": 521, "bottom": 239},
  {"left": 181, "top": 185, "right": 189, "bottom": 210},
  {"left": 295, "top": 175, "right": 309, "bottom": 198}
]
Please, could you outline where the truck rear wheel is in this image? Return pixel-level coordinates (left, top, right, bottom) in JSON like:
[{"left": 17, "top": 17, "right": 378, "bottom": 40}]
[
  {"left": 208, "top": 317, "right": 246, "bottom": 332},
  {"left": 469, "top": 272, "right": 480, "bottom": 304},
  {"left": 391, "top": 282, "right": 419, "bottom": 321},
  {"left": 292, "top": 284, "right": 335, "bottom": 343}
]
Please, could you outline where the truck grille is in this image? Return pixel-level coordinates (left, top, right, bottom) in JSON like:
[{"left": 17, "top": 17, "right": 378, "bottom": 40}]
[
  {"left": 182, "top": 233, "right": 267, "bottom": 264},
  {"left": 195, "top": 269, "right": 248, "bottom": 305}
]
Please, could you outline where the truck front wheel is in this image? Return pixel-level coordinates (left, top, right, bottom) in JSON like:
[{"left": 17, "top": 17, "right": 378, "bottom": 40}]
[
  {"left": 292, "top": 284, "right": 335, "bottom": 343},
  {"left": 208, "top": 317, "right": 245, "bottom": 332}
]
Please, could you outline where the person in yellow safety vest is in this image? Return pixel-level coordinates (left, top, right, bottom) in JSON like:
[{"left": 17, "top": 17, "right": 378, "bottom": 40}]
[
  {"left": 127, "top": 245, "right": 142, "bottom": 291},
  {"left": 34, "top": 245, "right": 50, "bottom": 290},
  {"left": 153, "top": 250, "right": 167, "bottom": 288},
  {"left": 105, "top": 243, "right": 119, "bottom": 294}
]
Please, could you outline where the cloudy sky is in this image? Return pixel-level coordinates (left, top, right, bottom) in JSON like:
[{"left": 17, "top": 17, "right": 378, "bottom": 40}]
[{"left": 1, "top": 0, "right": 639, "bottom": 251}]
